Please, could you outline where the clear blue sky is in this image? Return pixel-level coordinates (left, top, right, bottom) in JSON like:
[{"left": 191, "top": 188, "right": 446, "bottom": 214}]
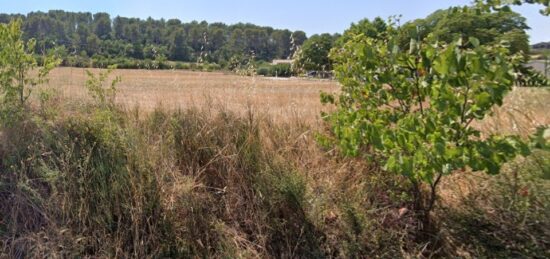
[{"left": 1, "top": 0, "right": 548, "bottom": 43}]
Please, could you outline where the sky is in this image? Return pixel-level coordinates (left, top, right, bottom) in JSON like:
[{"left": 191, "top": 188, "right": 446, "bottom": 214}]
[{"left": 0, "top": 0, "right": 548, "bottom": 43}]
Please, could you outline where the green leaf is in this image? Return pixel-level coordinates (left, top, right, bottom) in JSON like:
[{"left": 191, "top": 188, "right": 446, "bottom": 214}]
[{"left": 469, "top": 37, "right": 480, "bottom": 48}]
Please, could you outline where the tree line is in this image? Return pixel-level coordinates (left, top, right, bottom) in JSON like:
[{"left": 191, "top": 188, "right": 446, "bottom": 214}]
[
  {"left": 0, "top": 10, "right": 308, "bottom": 67},
  {"left": 0, "top": 7, "right": 543, "bottom": 79},
  {"left": 295, "top": 7, "right": 532, "bottom": 73}
]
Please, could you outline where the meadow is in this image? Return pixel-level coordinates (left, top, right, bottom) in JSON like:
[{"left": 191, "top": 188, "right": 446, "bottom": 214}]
[
  {"left": 2, "top": 0, "right": 550, "bottom": 255},
  {"left": 0, "top": 66, "right": 547, "bottom": 258},
  {"left": 45, "top": 67, "right": 550, "bottom": 132},
  {"left": 46, "top": 68, "right": 339, "bottom": 123}
]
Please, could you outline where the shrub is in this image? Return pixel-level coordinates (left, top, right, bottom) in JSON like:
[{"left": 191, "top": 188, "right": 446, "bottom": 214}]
[
  {"left": 181, "top": 62, "right": 190, "bottom": 70},
  {"left": 271, "top": 64, "right": 293, "bottom": 77},
  {"left": 256, "top": 63, "right": 294, "bottom": 77},
  {"left": 0, "top": 19, "right": 59, "bottom": 125},
  {"left": 323, "top": 18, "right": 531, "bottom": 228},
  {"left": 257, "top": 66, "right": 271, "bottom": 76},
  {"left": 204, "top": 63, "right": 221, "bottom": 72}
]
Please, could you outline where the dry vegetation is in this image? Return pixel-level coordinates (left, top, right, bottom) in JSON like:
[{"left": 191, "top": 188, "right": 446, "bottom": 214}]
[
  {"left": 44, "top": 68, "right": 550, "bottom": 130},
  {"left": 1, "top": 68, "right": 549, "bottom": 258},
  {"left": 45, "top": 67, "right": 339, "bottom": 123}
]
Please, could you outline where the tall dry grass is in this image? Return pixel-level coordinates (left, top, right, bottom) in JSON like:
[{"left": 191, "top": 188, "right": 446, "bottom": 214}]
[
  {"left": 44, "top": 67, "right": 339, "bottom": 123},
  {"left": 0, "top": 99, "right": 423, "bottom": 258},
  {"left": 0, "top": 69, "right": 549, "bottom": 258}
]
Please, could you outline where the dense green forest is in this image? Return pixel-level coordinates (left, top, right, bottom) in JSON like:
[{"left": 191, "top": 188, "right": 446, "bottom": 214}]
[
  {"left": 0, "top": 10, "right": 309, "bottom": 67},
  {"left": 0, "top": 7, "right": 546, "bottom": 82}
]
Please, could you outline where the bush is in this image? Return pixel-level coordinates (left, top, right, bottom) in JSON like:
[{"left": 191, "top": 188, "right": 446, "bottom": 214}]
[
  {"left": 256, "top": 63, "right": 294, "bottom": 77},
  {"left": 176, "top": 62, "right": 191, "bottom": 70},
  {"left": 257, "top": 66, "right": 271, "bottom": 76},
  {"left": 65, "top": 55, "right": 91, "bottom": 68},
  {"left": 61, "top": 55, "right": 222, "bottom": 71},
  {"left": 323, "top": 17, "right": 530, "bottom": 230},
  {"left": 204, "top": 63, "right": 221, "bottom": 72},
  {"left": 0, "top": 20, "right": 59, "bottom": 125},
  {"left": 271, "top": 64, "right": 293, "bottom": 77},
  {"left": 0, "top": 104, "right": 334, "bottom": 257}
]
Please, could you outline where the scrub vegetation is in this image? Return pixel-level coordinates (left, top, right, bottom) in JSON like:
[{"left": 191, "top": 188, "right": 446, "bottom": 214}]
[{"left": 1, "top": 0, "right": 549, "bottom": 258}]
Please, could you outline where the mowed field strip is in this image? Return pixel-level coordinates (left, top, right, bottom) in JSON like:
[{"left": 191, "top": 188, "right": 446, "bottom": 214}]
[{"left": 44, "top": 67, "right": 550, "bottom": 132}]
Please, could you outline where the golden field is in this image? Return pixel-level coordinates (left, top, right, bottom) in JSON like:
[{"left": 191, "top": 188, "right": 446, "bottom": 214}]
[
  {"left": 44, "top": 67, "right": 550, "bottom": 133},
  {"left": 2, "top": 67, "right": 547, "bottom": 258},
  {"left": 45, "top": 67, "right": 339, "bottom": 123}
]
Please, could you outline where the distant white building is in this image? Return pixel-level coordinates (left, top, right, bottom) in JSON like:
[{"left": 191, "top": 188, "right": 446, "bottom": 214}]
[{"left": 271, "top": 59, "right": 294, "bottom": 65}]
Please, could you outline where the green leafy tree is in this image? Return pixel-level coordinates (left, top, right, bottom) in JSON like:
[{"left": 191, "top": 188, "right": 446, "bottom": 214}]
[
  {"left": 271, "top": 29, "right": 292, "bottom": 59},
  {"left": 169, "top": 28, "right": 192, "bottom": 61},
  {"left": 113, "top": 16, "right": 126, "bottom": 40},
  {"left": 228, "top": 28, "right": 246, "bottom": 54},
  {"left": 244, "top": 28, "right": 271, "bottom": 60},
  {"left": 323, "top": 19, "right": 530, "bottom": 225},
  {"left": 76, "top": 23, "right": 92, "bottom": 51},
  {"left": 93, "top": 12, "right": 112, "bottom": 40},
  {"left": 295, "top": 33, "right": 337, "bottom": 72},
  {"left": 400, "top": 6, "right": 530, "bottom": 55},
  {"left": 2, "top": 10, "right": 308, "bottom": 66},
  {"left": 291, "top": 31, "right": 307, "bottom": 47},
  {"left": 124, "top": 22, "right": 141, "bottom": 44},
  {"left": 0, "top": 20, "right": 59, "bottom": 125},
  {"left": 86, "top": 34, "right": 101, "bottom": 56},
  {"left": 85, "top": 66, "right": 121, "bottom": 109},
  {"left": 207, "top": 27, "right": 226, "bottom": 53},
  {"left": 337, "top": 17, "right": 388, "bottom": 46},
  {"left": 476, "top": 0, "right": 550, "bottom": 15}
]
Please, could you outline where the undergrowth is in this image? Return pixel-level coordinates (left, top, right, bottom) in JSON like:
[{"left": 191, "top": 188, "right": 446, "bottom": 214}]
[
  {"left": 0, "top": 90, "right": 410, "bottom": 258},
  {"left": 1, "top": 97, "right": 547, "bottom": 258}
]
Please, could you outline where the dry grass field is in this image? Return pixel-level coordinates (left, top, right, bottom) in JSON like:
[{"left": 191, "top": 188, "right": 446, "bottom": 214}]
[
  {"left": 45, "top": 67, "right": 340, "bottom": 123},
  {"left": 3, "top": 67, "right": 548, "bottom": 258},
  {"left": 43, "top": 67, "right": 550, "bottom": 133}
]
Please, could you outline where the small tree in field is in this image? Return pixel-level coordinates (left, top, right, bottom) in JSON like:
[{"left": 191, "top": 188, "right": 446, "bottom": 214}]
[
  {"left": 323, "top": 19, "right": 530, "bottom": 226},
  {"left": 0, "top": 19, "right": 59, "bottom": 125}
]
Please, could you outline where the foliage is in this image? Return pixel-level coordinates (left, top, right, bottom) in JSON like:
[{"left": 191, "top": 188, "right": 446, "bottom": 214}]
[
  {"left": 443, "top": 148, "right": 550, "bottom": 257},
  {"left": 0, "top": 14, "right": 548, "bottom": 257},
  {"left": 400, "top": 6, "right": 531, "bottom": 56},
  {"left": 531, "top": 126, "right": 550, "bottom": 150},
  {"left": 294, "top": 33, "right": 339, "bottom": 72},
  {"left": 85, "top": 67, "right": 121, "bottom": 109},
  {"left": 297, "top": 6, "right": 532, "bottom": 77},
  {"left": 169, "top": 28, "right": 192, "bottom": 61},
  {"left": 324, "top": 19, "right": 530, "bottom": 220},
  {"left": 0, "top": 19, "right": 59, "bottom": 125},
  {"left": 515, "top": 65, "right": 550, "bottom": 86},
  {"left": 0, "top": 11, "right": 309, "bottom": 65},
  {"left": 337, "top": 17, "right": 388, "bottom": 46},
  {"left": 476, "top": 0, "right": 550, "bottom": 15},
  {"left": 257, "top": 63, "right": 294, "bottom": 77}
]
